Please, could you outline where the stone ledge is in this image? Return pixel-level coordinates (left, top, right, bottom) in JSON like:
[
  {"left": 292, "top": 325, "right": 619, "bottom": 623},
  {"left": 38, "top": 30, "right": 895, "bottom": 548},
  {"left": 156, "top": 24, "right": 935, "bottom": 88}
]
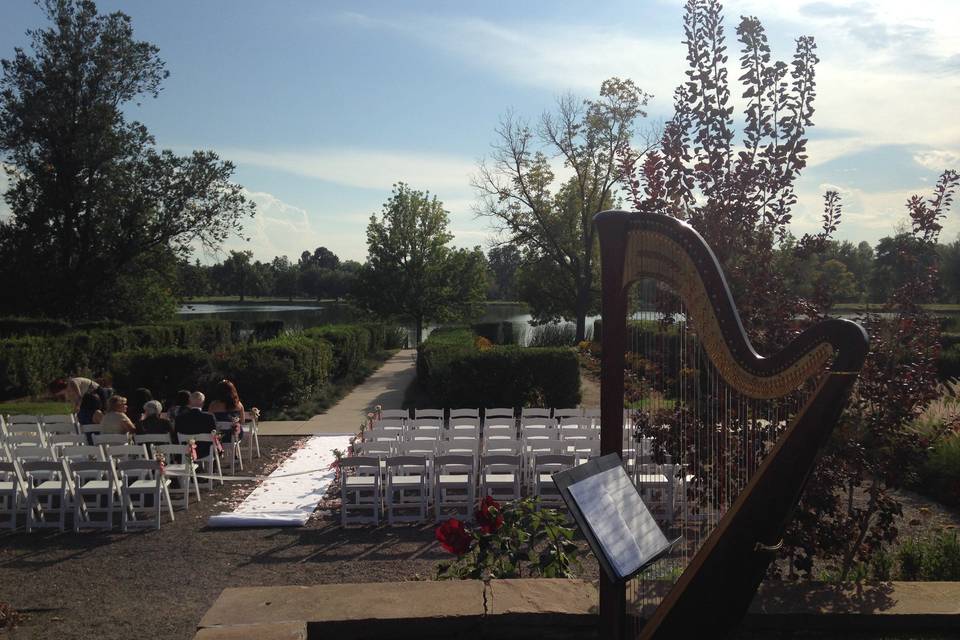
[
  {"left": 194, "top": 621, "right": 307, "bottom": 640},
  {"left": 196, "top": 579, "right": 960, "bottom": 639}
]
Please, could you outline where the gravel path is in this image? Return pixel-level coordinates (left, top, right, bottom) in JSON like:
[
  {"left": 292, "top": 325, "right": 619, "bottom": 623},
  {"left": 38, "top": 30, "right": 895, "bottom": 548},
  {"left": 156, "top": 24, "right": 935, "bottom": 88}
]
[{"left": 0, "top": 436, "right": 597, "bottom": 640}]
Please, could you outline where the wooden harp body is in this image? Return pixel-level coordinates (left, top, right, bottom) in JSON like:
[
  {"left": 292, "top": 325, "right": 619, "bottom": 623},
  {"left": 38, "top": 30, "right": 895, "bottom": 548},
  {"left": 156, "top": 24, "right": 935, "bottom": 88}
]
[{"left": 595, "top": 211, "right": 868, "bottom": 639}]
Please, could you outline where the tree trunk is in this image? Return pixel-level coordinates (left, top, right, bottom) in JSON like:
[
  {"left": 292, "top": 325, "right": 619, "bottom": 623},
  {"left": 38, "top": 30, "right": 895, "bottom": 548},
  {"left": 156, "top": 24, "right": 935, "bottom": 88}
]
[
  {"left": 416, "top": 317, "right": 424, "bottom": 346},
  {"left": 575, "top": 277, "right": 591, "bottom": 342}
]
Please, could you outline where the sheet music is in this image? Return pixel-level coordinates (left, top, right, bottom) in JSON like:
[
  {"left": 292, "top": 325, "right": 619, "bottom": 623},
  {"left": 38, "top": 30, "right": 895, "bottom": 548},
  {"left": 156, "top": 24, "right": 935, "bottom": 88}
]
[{"left": 568, "top": 466, "right": 670, "bottom": 579}]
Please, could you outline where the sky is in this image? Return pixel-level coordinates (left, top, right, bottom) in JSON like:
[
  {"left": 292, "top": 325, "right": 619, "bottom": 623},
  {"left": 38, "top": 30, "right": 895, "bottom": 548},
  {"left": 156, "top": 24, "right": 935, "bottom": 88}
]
[{"left": 0, "top": 0, "right": 958, "bottom": 264}]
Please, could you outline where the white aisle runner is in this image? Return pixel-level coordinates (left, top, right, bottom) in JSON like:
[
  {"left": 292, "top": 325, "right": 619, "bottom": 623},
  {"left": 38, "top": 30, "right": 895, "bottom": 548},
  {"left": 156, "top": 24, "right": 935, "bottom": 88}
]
[{"left": 207, "top": 434, "right": 352, "bottom": 528}]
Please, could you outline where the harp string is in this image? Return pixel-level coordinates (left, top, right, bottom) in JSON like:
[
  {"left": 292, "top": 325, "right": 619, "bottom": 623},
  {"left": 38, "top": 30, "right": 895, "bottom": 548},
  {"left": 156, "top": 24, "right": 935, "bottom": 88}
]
[{"left": 619, "top": 225, "right": 823, "bottom": 631}]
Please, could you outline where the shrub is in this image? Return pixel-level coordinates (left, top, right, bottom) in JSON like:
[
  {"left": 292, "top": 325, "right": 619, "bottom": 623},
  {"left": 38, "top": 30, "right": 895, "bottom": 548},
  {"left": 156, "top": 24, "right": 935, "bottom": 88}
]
[
  {"left": 896, "top": 532, "right": 960, "bottom": 581},
  {"left": 472, "top": 322, "right": 516, "bottom": 345},
  {"left": 0, "top": 319, "right": 232, "bottom": 400},
  {"left": 418, "top": 329, "right": 581, "bottom": 408},
  {"left": 918, "top": 434, "right": 960, "bottom": 507},
  {"left": 110, "top": 348, "right": 212, "bottom": 403},
  {"left": 212, "top": 334, "right": 333, "bottom": 409},
  {"left": 0, "top": 317, "right": 72, "bottom": 338},
  {"left": 305, "top": 325, "right": 372, "bottom": 379}
]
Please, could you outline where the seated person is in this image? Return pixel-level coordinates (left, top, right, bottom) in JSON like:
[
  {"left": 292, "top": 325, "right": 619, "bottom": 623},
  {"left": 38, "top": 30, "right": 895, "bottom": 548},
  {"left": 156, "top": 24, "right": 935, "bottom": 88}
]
[
  {"left": 77, "top": 391, "right": 104, "bottom": 426},
  {"left": 174, "top": 391, "right": 217, "bottom": 458},
  {"left": 50, "top": 376, "right": 100, "bottom": 413},
  {"left": 127, "top": 387, "right": 153, "bottom": 427},
  {"left": 99, "top": 395, "right": 137, "bottom": 435},
  {"left": 166, "top": 389, "right": 191, "bottom": 422},
  {"left": 207, "top": 379, "right": 245, "bottom": 442},
  {"left": 138, "top": 400, "right": 175, "bottom": 442}
]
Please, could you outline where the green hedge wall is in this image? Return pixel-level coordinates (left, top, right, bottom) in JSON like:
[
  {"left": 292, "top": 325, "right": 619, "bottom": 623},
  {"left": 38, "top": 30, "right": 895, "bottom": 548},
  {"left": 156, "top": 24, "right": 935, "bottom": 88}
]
[
  {"left": 417, "top": 329, "right": 581, "bottom": 408},
  {"left": 212, "top": 334, "right": 334, "bottom": 409},
  {"left": 305, "top": 324, "right": 372, "bottom": 379},
  {"left": 0, "top": 320, "right": 232, "bottom": 400},
  {"left": 111, "top": 348, "right": 213, "bottom": 403}
]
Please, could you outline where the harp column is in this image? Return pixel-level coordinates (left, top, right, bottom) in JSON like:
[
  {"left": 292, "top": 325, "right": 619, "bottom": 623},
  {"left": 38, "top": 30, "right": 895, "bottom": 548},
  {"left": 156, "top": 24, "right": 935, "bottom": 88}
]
[{"left": 596, "top": 211, "right": 629, "bottom": 639}]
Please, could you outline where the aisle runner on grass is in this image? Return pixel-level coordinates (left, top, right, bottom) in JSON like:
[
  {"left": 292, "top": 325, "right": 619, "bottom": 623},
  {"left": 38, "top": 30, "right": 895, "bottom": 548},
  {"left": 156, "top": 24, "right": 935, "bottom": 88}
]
[{"left": 207, "top": 434, "right": 352, "bottom": 528}]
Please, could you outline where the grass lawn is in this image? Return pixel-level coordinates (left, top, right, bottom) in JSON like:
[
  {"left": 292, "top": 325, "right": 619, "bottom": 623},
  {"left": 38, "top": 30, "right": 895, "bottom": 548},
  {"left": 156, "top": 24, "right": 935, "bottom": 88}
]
[{"left": 0, "top": 400, "right": 72, "bottom": 416}]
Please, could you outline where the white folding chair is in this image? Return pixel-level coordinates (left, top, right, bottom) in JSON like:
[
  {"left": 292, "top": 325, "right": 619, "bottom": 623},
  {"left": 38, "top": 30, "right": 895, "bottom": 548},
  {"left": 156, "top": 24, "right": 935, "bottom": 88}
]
[
  {"left": 22, "top": 460, "right": 67, "bottom": 532},
  {"left": 447, "top": 425, "right": 479, "bottom": 440},
  {"left": 177, "top": 434, "right": 222, "bottom": 489},
  {"left": 215, "top": 421, "right": 244, "bottom": 475},
  {"left": 154, "top": 444, "right": 201, "bottom": 508},
  {"left": 134, "top": 434, "right": 174, "bottom": 455},
  {"left": 552, "top": 408, "right": 582, "bottom": 420},
  {"left": 48, "top": 434, "right": 86, "bottom": 454},
  {"left": 379, "top": 409, "right": 410, "bottom": 421},
  {"left": 483, "top": 440, "right": 521, "bottom": 456},
  {"left": 413, "top": 408, "right": 444, "bottom": 421},
  {"left": 480, "top": 454, "right": 522, "bottom": 502},
  {"left": 117, "top": 459, "right": 171, "bottom": 531},
  {"left": 533, "top": 454, "right": 575, "bottom": 506},
  {"left": 484, "top": 408, "right": 514, "bottom": 421},
  {"left": 70, "top": 460, "right": 116, "bottom": 531},
  {"left": 449, "top": 417, "right": 480, "bottom": 430},
  {"left": 60, "top": 445, "right": 106, "bottom": 464},
  {"left": 371, "top": 419, "right": 405, "bottom": 435},
  {"left": 340, "top": 456, "right": 381, "bottom": 526},
  {"left": 434, "top": 454, "right": 476, "bottom": 522},
  {"left": 243, "top": 413, "right": 261, "bottom": 458},
  {"left": 0, "top": 461, "right": 24, "bottom": 529},
  {"left": 521, "top": 407, "right": 552, "bottom": 420},
  {"left": 583, "top": 407, "right": 601, "bottom": 427},
  {"left": 384, "top": 455, "right": 428, "bottom": 524},
  {"left": 92, "top": 434, "right": 130, "bottom": 448},
  {"left": 483, "top": 421, "right": 516, "bottom": 438},
  {"left": 449, "top": 408, "right": 479, "bottom": 419}
]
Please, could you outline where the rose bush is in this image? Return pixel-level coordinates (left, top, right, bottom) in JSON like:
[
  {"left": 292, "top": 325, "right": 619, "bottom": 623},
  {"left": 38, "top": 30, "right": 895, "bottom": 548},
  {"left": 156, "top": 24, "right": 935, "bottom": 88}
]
[{"left": 435, "top": 496, "right": 580, "bottom": 580}]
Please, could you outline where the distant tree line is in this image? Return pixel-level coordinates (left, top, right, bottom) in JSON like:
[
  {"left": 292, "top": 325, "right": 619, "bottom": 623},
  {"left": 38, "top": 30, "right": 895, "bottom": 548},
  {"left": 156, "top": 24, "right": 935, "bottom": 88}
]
[{"left": 177, "top": 247, "right": 362, "bottom": 301}]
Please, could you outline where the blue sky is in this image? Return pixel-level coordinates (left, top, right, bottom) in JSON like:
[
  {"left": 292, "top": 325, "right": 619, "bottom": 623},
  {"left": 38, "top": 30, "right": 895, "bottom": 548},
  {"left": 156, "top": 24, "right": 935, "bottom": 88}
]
[{"left": 1, "top": 0, "right": 958, "bottom": 263}]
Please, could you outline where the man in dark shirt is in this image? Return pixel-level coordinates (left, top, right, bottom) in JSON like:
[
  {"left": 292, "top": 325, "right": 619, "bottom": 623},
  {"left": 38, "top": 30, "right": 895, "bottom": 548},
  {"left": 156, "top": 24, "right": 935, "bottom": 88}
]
[{"left": 174, "top": 391, "right": 217, "bottom": 458}]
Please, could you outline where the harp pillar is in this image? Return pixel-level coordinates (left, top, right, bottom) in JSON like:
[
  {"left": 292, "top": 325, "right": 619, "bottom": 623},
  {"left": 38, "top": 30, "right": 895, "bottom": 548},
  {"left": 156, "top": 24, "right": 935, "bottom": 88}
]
[{"left": 598, "top": 213, "right": 629, "bottom": 639}]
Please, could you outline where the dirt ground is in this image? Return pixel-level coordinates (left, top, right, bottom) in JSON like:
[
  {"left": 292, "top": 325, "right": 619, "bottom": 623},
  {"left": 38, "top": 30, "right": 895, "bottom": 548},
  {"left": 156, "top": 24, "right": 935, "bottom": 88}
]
[{"left": 0, "top": 436, "right": 597, "bottom": 640}]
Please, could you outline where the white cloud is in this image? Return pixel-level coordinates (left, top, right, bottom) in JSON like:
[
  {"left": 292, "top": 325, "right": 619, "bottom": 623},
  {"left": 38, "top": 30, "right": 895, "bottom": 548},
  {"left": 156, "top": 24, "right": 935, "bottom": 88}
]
[
  {"left": 208, "top": 189, "right": 370, "bottom": 264},
  {"left": 913, "top": 149, "right": 960, "bottom": 171},
  {"left": 221, "top": 147, "right": 477, "bottom": 193}
]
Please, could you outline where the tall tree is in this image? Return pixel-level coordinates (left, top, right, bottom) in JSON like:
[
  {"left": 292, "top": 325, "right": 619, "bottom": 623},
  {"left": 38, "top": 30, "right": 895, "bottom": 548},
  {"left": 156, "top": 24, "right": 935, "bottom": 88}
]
[
  {"left": 355, "top": 183, "right": 487, "bottom": 344},
  {"left": 486, "top": 244, "right": 522, "bottom": 300},
  {"left": 474, "top": 78, "right": 653, "bottom": 340},
  {"left": 0, "top": 0, "right": 253, "bottom": 321}
]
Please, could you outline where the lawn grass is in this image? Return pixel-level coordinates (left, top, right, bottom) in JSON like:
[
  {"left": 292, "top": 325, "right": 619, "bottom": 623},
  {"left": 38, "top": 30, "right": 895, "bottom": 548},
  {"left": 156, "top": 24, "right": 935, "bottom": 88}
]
[{"left": 0, "top": 401, "right": 73, "bottom": 416}]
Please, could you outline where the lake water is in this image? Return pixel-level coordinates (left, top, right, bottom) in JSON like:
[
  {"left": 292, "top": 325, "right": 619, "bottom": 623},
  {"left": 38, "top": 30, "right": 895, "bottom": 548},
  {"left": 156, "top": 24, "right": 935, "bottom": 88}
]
[{"left": 176, "top": 301, "right": 572, "bottom": 345}]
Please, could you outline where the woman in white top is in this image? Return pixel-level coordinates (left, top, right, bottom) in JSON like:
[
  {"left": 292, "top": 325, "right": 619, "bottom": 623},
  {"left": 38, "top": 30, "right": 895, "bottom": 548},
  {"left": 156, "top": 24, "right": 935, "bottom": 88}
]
[{"left": 98, "top": 395, "right": 136, "bottom": 435}]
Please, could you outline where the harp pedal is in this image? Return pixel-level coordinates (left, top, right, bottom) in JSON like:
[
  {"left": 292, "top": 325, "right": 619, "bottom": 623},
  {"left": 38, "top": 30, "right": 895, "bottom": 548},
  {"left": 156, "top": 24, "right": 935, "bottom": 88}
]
[{"left": 754, "top": 538, "right": 783, "bottom": 553}]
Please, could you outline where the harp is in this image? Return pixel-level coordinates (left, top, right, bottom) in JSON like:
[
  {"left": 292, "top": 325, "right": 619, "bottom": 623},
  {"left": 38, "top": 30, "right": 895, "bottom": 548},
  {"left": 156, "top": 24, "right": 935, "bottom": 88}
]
[{"left": 595, "top": 211, "right": 868, "bottom": 639}]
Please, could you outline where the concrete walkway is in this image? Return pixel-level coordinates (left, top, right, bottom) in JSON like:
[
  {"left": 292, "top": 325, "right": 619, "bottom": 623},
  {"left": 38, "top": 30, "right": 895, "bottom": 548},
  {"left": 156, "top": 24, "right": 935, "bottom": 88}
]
[{"left": 256, "top": 349, "right": 417, "bottom": 436}]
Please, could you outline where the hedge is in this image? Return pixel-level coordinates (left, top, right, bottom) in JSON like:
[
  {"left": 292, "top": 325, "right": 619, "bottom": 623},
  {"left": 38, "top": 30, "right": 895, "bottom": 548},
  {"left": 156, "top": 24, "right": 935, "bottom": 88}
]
[
  {"left": 111, "top": 348, "right": 213, "bottom": 404},
  {"left": 212, "top": 334, "right": 333, "bottom": 409},
  {"left": 418, "top": 329, "right": 581, "bottom": 408},
  {"left": 305, "top": 324, "right": 372, "bottom": 379},
  {"left": 0, "top": 319, "right": 232, "bottom": 400}
]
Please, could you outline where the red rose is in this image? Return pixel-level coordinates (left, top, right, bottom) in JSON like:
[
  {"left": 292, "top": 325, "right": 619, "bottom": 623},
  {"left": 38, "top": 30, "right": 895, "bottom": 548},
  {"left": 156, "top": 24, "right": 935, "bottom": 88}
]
[
  {"left": 476, "top": 496, "right": 504, "bottom": 534},
  {"left": 436, "top": 518, "right": 473, "bottom": 556}
]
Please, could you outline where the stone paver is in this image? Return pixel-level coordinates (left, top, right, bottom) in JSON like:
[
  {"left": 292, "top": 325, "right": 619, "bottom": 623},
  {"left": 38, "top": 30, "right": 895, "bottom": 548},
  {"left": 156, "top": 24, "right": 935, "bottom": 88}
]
[
  {"left": 197, "top": 580, "right": 960, "bottom": 638},
  {"left": 257, "top": 349, "right": 417, "bottom": 436}
]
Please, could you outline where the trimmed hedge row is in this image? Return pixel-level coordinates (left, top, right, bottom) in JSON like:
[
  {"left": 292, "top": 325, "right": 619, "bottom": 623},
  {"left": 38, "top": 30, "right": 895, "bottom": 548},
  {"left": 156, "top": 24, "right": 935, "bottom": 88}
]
[
  {"left": 0, "top": 320, "right": 232, "bottom": 400},
  {"left": 110, "top": 334, "right": 335, "bottom": 411},
  {"left": 417, "top": 328, "right": 581, "bottom": 408}
]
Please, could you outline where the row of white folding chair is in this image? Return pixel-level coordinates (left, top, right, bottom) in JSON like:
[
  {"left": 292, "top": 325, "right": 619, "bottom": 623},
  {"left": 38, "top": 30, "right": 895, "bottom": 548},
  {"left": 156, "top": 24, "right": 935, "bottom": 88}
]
[
  {"left": 3, "top": 456, "right": 172, "bottom": 532},
  {"left": 5, "top": 438, "right": 195, "bottom": 515},
  {"left": 340, "top": 453, "right": 527, "bottom": 525}
]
